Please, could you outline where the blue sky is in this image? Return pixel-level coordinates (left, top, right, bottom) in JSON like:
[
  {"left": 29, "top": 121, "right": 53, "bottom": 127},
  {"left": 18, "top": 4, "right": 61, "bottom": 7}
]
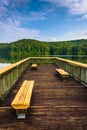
[{"left": 0, "top": 0, "right": 87, "bottom": 42}]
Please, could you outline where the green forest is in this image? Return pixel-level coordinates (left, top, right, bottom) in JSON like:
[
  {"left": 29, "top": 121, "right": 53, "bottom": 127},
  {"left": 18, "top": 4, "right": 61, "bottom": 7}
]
[{"left": 0, "top": 39, "right": 87, "bottom": 63}]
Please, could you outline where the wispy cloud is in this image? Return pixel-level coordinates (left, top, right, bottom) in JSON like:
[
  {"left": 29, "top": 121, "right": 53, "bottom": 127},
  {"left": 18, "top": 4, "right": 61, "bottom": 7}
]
[
  {"left": 27, "top": 8, "right": 53, "bottom": 21},
  {"left": 1, "top": 0, "right": 87, "bottom": 42},
  {"left": 1, "top": 0, "right": 30, "bottom": 7},
  {"left": 49, "top": 37, "right": 59, "bottom": 41},
  {"left": 82, "top": 14, "right": 87, "bottom": 20},
  {"left": 59, "top": 30, "right": 87, "bottom": 41},
  {"left": 0, "top": 20, "right": 39, "bottom": 42},
  {"left": 0, "top": 0, "right": 31, "bottom": 22},
  {"left": 0, "top": 0, "right": 41, "bottom": 42},
  {"left": 76, "top": 14, "right": 87, "bottom": 21},
  {"left": 40, "top": 0, "right": 87, "bottom": 15},
  {"left": 0, "top": 0, "right": 19, "bottom": 25},
  {"left": 0, "top": 0, "right": 54, "bottom": 24},
  {"left": 28, "top": 12, "right": 46, "bottom": 21},
  {"left": 42, "top": 29, "right": 87, "bottom": 42},
  {"left": 0, "top": 0, "right": 9, "bottom": 6}
]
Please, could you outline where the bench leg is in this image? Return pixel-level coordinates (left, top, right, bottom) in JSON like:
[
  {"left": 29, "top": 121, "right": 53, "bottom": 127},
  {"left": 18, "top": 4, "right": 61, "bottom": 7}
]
[
  {"left": 31, "top": 67, "right": 37, "bottom": 71},
  {"left": 62, "top": 76, "right": 69, "bottom": 81},
  {"left": 56, "top": 72, "right": 69, "bottom": 81},
  {"left": 16, "top": 109, "right": 27, "bottom": 119}
]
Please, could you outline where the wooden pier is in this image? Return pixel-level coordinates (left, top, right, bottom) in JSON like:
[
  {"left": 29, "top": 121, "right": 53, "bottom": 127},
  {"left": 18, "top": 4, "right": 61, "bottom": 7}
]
[{"left": 0, "top": 64, "right": 87, "bottom": 130}]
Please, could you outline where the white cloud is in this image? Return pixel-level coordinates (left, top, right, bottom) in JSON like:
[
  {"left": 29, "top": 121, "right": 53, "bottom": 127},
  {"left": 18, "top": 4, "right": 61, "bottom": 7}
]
[
  {"left": 77, "top": 14, "right": 87, "bottom": 21},
  {"left": 82, "top": 14, "right": 87, "bottom": 20},
  {"left": 0, "top": 0, "right": 41, "bottom": 42},
  {"left": 0, "top": 0, "right": 30, "bottom": 19},
  {"left": 42, "top": 29, "right": 87, "bottom": 42},
  {"left": 49, "top": 37, "right": 59, "bottom": 41},
  {"left": 0, "top": 1, "right": 9, "bottom": 17},
  {"left": 59, "top": 30, "right": 87, "bottom": 41},
  {"left": 0, "top": 0, "right": 54, "bottom": 24},
  {"left": 0, "top": 21, "right": 39, "bottom": 43}
]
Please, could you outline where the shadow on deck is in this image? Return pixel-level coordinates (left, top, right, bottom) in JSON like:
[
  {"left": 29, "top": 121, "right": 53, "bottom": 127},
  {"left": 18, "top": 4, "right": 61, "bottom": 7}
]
[{"left": 0, "top": 64, "right": 87, "bottom": 130}]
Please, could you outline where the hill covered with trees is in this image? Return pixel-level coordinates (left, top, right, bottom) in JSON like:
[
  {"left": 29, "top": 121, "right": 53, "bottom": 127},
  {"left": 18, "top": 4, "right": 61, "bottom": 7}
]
[{"left": 0, "top": 39, "right": 87, "bottom": 63}]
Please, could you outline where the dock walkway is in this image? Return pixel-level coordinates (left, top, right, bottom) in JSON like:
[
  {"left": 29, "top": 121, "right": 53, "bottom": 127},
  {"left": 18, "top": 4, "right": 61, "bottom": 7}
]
[{"left": 0, "top": 64, "right": 87, "bottom": 130}]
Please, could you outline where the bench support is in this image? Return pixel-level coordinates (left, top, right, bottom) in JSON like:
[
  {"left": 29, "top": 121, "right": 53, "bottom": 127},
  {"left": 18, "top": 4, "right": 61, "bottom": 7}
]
[{"left": 16, "top": 109, "right": 28, "bottom": 119}]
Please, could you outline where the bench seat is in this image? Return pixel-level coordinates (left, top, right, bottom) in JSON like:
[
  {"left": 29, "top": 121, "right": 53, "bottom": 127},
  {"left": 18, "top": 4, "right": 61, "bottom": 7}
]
[
  {"left": 11, "top": 80, "right": 34, "bottom": 118},
  {"left": 31, "top": 64, "right": 37, "bottom": 70},
  {"left": 56, "top": 68, "right": 69, "bottom": 80}
]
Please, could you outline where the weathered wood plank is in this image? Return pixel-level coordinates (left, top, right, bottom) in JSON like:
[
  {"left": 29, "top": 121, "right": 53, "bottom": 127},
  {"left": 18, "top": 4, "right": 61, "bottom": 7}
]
[{"left": 0, "top": 64, "right": 87, "bottom": 129}]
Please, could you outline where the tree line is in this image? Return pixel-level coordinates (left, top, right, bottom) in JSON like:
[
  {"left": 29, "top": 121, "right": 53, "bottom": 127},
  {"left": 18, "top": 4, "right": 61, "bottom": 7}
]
[{"left": 0, "top": 39, "right": 87, "bottom": 63}]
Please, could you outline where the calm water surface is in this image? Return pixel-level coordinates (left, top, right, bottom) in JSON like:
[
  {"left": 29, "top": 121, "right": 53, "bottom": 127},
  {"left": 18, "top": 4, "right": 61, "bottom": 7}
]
[{"left": 0, "top": 63, "right": 11, "bottom": 69}]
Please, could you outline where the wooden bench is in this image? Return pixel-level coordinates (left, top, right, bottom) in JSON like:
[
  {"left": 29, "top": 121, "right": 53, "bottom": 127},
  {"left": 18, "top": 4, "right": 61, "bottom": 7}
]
[
  {"left": 31, "top": 64, "right": 37, "bottom": 70},
  {"left": 56, "top": 68, "right": 69, "bottom": 80},
  {"left": 11, "top": 80, "right": 34, "bottom": 119}
]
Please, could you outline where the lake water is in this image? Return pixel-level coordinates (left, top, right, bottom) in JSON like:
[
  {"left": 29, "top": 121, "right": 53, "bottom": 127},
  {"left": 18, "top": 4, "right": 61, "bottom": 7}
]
[
  {"left": 0, "top": 63, "right": 11, "bottom": 69},
  {"left": 0, "top": 56, "right": 87, "bottom": 70}
]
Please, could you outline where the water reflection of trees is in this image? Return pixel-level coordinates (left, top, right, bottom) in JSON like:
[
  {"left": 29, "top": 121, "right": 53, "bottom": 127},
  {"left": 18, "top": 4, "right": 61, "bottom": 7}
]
[
  {"left": 0, "top": 39, "right": 87, "bottom": 63},
  {"left": 0, "top": 55, "right": 87, "bottom": 64}
]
